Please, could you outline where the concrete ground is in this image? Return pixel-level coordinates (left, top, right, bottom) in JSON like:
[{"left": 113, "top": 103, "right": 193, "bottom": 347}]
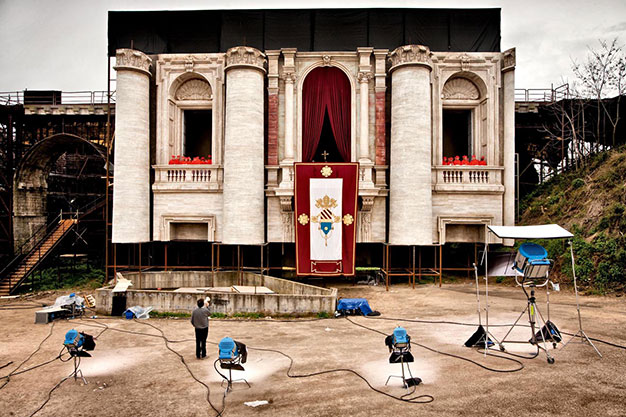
[{"left": 1, "top": 281, "right": 625, "bottom": 417}]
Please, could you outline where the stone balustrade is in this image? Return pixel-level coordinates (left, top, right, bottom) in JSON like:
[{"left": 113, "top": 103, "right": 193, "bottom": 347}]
[
  {"left": 432, "top": 165, "right": 504, "bottom": 193},
  {"left": 152, "top": 165, "right": 223, "bottom": 192}
]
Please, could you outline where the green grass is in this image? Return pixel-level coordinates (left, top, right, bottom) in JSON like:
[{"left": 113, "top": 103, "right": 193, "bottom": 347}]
[
  {"left": 151, "top": 311, "right": 191, "bottom": 318},
  {"left": 15, "top": 261, "right": 105, "bottom": 294}
]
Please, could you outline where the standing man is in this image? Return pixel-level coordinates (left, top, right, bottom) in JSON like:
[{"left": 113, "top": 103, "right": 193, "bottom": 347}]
[{"left": 191, "top": 297, "right": 211, "bottom": 359}]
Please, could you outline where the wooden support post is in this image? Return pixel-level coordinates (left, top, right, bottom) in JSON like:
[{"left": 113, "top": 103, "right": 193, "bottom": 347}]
[
  {"left": 164, "top": 243, "right": 168, "bottom": 271},
  {"left": 138, "top": 243, "right": 142, "bottom": 281},
  {"left": 211, "top": 242, "right": 215, "bottom": 287},
  {"left": 412, "top": 245, "right": 415, "bottom": 289},
  {"left": 439, "top": 245, "right": 443, "bottom": 288},
  {"left": 385, "top": 245, "right": 389, "bottom": 291},
  {"left": 418, "top": 246, "right": 422, "bottom": 283},
  {"left": 113, "top": 243, "right": 117, "bottom": 283}
]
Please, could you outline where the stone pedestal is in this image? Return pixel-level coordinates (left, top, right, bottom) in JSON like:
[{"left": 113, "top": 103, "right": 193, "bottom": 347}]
[
  {"left": 388, "top": 45, "right": 433, "bottom": 245},
  {"left": 222, "top": 47, "right": 266, "bottom": 245},
  {"left": 112, "top": 49, "right": 152, "bottom": 243}
]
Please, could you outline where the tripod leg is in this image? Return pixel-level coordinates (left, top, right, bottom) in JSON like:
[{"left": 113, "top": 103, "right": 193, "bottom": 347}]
[
  {"left": 533, "top": 303, "right": 554, "bottom": 363},
  {"left": 580, "top": 330, "right": 603, "bottom": 358},
  {"left": 499, "top": 306, "right": 528, "bottom": 350}
]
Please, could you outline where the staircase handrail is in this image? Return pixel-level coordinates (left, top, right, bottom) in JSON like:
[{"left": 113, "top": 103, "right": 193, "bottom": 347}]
[{"left": 0, "top": 196, "right": 106, "bottom": 288}]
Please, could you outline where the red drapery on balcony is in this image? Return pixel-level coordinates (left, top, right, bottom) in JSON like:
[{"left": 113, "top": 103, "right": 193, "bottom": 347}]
[{"left": 302, "top": 67, "right": 351, "bottom": 162}]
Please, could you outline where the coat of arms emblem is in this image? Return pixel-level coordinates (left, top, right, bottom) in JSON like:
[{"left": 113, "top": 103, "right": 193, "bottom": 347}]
[{"left": 311, "top": 195, "right": 341, "bottom": 246}]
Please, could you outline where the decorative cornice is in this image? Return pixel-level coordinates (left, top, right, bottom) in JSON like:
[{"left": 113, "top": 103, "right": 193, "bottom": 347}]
[
  {"left": 225, "top": 46, "right": 266, "bottom": 73},
  {"left": 114, "top": 49, "right": 152, "bottom": 76},
  {"left": 503, "top": 48, "right": 516, "bottom": 72},
  {"left": 388, "top": 45, "right": 432, "bottom": 72}
]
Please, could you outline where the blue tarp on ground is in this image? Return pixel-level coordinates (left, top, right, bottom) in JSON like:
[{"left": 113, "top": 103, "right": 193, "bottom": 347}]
[{"left": 336, "top": 298, "right": 373, "bottom": 316}]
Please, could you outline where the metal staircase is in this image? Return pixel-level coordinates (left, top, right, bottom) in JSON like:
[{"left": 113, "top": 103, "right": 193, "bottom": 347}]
[{"left": 0, "top": 197, "right": 105, "bottom": 296}]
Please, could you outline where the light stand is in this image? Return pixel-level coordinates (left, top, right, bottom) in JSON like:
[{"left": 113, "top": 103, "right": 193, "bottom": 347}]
[
  {"left": 561, "top": 241, "right": 602, "bottom": 357},
  {"left": 498, "top": 279, "right": 555, "bottom": 363},
  {"left": 71, "top": 354, "right": 87, "bottom": 385}
]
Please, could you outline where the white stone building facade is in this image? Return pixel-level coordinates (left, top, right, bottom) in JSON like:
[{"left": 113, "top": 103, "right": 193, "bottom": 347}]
[{"left": 111, "top": 44, "right": 516, "bottom": 247}]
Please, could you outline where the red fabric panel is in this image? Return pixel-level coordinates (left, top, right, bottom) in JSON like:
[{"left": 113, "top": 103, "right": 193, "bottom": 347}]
[
  {"left": 294, "top": 163, "right": 358, "bottom": 276},
  {"left": 302, "top": 67, "right": 351, "bottom": 162},
  {"left": 375, "top": 90, "right": 386, "bottom": 165},
  {"left": 267, "top": 93, "right": 279, "bottom": 165}
]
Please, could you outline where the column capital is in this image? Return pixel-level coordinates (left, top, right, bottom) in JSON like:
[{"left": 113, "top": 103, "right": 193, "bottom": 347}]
[
  {"left": 357, "top": 71, "right": 373, "bottom": 84},
  {"left": 502, "top": 48, "right": 516, "bottom": 73},
  {"left": 114, "top": 49, "right": 152, "bottom": 76},
  {"left": 225, "top": 46, "right": 267, "bottom": 73},
  {"left": 281, "top": 71, "right": 297, "bottom": 83},
  {"left": 388, "top": 45, "right": 433, "bottom": 73}
]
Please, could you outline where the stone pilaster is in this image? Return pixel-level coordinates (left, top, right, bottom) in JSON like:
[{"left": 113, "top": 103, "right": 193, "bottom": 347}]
[
  {"left": 112, "top": 49, "right": 152, "bottom": 243},
  {"left": 222, "top": 46, "right": 266, "bottom": 245},
  {"left": 502, "top": 48, "right": 516, "bottom": 236},
  {"left": 388, "top": 45, "right": 433, "bottom": 245}
]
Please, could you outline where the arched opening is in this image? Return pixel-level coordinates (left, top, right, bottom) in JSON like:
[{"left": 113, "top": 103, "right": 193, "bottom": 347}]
[
  {"left": 302, "top": 67, "right": 351, "bottom": 162},
  {"left": 13, "top": 133, "right": 106, "bottom": 251}
]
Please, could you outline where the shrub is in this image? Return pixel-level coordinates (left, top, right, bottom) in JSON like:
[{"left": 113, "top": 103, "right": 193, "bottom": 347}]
[{"left": 572, "top": 178, "right": 585, "bottom": 189}]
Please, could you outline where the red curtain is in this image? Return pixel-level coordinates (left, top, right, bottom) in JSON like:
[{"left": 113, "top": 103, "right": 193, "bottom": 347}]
[{"left": 302, "top": 67, "right": 351, "bottom": 162}]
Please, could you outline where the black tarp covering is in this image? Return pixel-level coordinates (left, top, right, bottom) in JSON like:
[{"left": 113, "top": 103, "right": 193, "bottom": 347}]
[{"left": 108, "top": 8, "right": 500, "bottom": 56}]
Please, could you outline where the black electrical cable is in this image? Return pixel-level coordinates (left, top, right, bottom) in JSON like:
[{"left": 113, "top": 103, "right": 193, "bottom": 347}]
[
  {"left": 345, "top": 317, "right": 525, "bottom": 373},
  {"left": 29, "top": 355, "right": 81, "bottom": 417},
  {"left": 0, "top": 362, "right": 13, "bottom": 370},
  {"left": 245, "top": 343, "right": 434, "bottom": 404},
  {"left": 0, "top": 322, "right": 57, "bottom": 390},
  {"left": 559, "top": 331, "right": 626, "bottom": 350},
  {"left": 133, "top": 320, "right": 226, "bottom": 417}
]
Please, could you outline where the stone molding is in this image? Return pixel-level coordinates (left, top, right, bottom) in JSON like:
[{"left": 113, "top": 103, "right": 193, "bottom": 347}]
[
  {"left": 442, "top": 78, "right": 480, "bottom": 100},
  {"left": 175, "top": 78, "right": 212, "bottom": 101},
  {"left": 281, "top": 71, "right": 297, "bottom": 83},
  {"left": 503, "top": 48, "right": 516, "bottom": 72},
  {"left": 225, "top": 46, "right": 267, "bottom": 73},
  {"left": 115, "top": 49, "right": 152, "bottom": 76},
  {"left": 388, "top": 45, "right": 432, "bottom": 72}
]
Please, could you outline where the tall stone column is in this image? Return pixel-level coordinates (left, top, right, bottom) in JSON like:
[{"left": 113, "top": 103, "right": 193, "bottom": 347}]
[
  {"left": 112, "top": 49, "right": 152, "bottom": 243},
  {"left": 388, "top": 45, "right": 433, "bottom": 245},
  {"left": 222, "top": 46, "right": 266, "bottom": 245},
  {"left": 374, "top": 49, "right": 388, "bottom": 167},
  {"left": 284, "top": 73, "right": 296, "bottom": 161},
  {"left": 502, "top": 48, "right": 516, "bottom": 232}
]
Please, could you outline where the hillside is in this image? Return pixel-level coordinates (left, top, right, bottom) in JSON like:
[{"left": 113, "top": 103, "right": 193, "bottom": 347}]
[{"left": 519, "top": 145, "right": 626, "bottom": 293}]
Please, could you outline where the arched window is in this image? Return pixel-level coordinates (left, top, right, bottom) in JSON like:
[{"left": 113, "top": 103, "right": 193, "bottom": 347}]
[
  {"left": 302, "top": 67, "right": 351, "bottom": 162},
  {"left": 169, "top": 76, "right": 213, "bottom": 163},
  {"left": 441, "top": 77, "right": 482, "bottom": 162}
]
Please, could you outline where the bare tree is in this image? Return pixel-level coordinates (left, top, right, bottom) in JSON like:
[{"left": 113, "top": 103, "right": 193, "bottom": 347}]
[{"left": 572, "top": 38, "right": 626, "bottom": 146}]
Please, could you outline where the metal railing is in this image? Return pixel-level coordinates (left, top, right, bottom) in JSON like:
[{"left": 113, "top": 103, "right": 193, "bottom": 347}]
[
  {"left": 515, "top": 84, "right": 570, "bottom": 102},
  {"left": 0, "top": 90, "right": 116, "bottom": 106},
  {"left": 0, "top": 196, "right": 106, "bottom": 294}
]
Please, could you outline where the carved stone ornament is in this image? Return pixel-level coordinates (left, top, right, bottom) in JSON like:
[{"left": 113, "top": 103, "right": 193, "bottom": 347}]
[
  {"left": 457, "top": 53, "right": 472, "bottom": 72},
  {"left": 322, "top": 55, "right": 332, "bottom": 66},
  {"left": 281, "top": 71, "right": 297, "bottom": 83},
  {"left": 175, "top": 79, "right": 212, "bottom": 101},
  {"left": 225, "top": 46, "right": 267, "bottom": 72},
  {"left": 184, "top": 56, "right": 195, "bottom": 72},
  {"left": 503, "top": 48, "right": 516, "bottom": 70},
  {"left": 357, "top": 71, "right": 373, "bottom": 83},
  {"left": 388, "top": 45, "right": 432, "bottom": 72},
  {"left": 115, "top": 49, "right": 152, "bottom": 75},
  {"left": 442, "top": 78, "right": 480, "bottom": 100}
]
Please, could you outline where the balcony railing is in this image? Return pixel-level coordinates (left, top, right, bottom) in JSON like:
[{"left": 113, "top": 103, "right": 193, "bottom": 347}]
[
  {"left": 432, "top": 165, "right": 504, "bottom": 193},
  {"left": 153, "top": 165, "right": 223, "bottom": 192},
  {"left": 0, "top": 90, "right": 115, "bottom": 106}
]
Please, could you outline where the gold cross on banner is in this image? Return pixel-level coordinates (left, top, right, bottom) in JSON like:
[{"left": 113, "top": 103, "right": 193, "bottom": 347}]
[{"left": 321, "top": 150, "right": 329, "bottom": 162}]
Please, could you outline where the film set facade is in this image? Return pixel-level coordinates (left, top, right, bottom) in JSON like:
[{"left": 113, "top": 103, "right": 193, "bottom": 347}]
[{"left": 105, "top": 9, "right": 516, "bottom": 277}]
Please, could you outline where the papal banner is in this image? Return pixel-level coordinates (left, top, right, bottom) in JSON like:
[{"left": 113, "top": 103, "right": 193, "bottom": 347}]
[{"left": 294, "top": 163, "right": 358, "bottom": 276}]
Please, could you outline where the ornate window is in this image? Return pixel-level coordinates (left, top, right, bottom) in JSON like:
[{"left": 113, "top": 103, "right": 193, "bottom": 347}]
[
  {"left": 441, "top": 76, "right": 482, "bottom": 162},
  {"left": 169, "top": 76, "right": 214, "bottom": 162}
]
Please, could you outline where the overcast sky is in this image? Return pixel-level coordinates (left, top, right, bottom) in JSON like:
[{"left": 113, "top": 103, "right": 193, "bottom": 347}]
[{"left": 1, "top": 0, "right": 625, "bottom": 92}]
